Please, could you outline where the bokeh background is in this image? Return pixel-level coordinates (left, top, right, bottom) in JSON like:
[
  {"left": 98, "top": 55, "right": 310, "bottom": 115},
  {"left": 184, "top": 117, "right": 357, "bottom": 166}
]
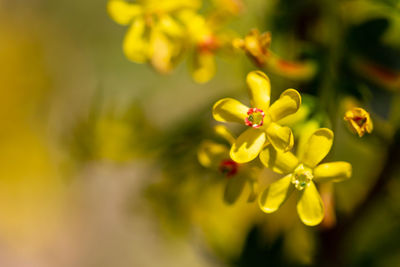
[{"left": 1, "top": 0, "right": 400, "bottom": 266}]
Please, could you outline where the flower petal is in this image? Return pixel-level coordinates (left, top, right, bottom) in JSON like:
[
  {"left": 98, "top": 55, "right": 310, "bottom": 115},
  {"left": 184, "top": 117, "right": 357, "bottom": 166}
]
[
  {"left": 295, "top": 120, "right": 321, "bottom": 161},
  {"left": 149, "top": 29, "right": 176, "bottom": 73},
  {"left": 191, "top": 52, "right": 216, "bottom": 84},
  {"left": 268, "top": 89, "right": 301, "bottom": 122},
  {"left": 301, "top": 128, "right": 333, "bottom": 168},
  {"left": 123, "top": 18, "right": 148, "bottom": 63},
  {"left": 197, "top": 140, "right": 229, "bottom": 169},
  {"left": 297, "top": 182, "right": 324, "bottom": 226},
  {"left": 214, "top": 125, "right": 235, "bottom": 145},
  {"left": 259, "top": 146, "right": 299, "bottom": 174},
  {"left": 146, "top": 0, "right": 201, "bottom": 13},
  {"left": 265, "top": 122, "right": 294, "bottom": 152},
  {"left": 230, "top": 128, "right": 266, "bottom": 163},
  {"left": 247, "top": 178, "right": 258, "bottom": 202},
  {"left": 246, "top": 71, "right": 271, "bottom": 111},
  {"left": 314, "top": 162, "right": 352, "bottom": 183},
  {"left": 258, "top": 174, "right": 294, "bottom": 213},
  {"left": 212, "top": 98, "right": 249, "bottom": 124},
  {"left": 366, "top": 117, "right": 373, "bottom": 133},
  {"left": 158, "top": 15, "right": 184, "bottom": 37},
  {"left": 107, "top": 0, "right": 142, "bottom": 25},
  {"left": 224, "top": 175, "right": 246, "bottom": 204}
]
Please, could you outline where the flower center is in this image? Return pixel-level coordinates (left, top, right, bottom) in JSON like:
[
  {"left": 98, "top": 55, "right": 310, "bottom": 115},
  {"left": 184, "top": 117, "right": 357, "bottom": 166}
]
[
  {"left": 353, "top": 116, "right": 367, "bottom": 127},
  {"left": 292, "top": 164, "right": 313, "bottom": 190},
  {"left": 198, "top": 35, "right": 219, "bottom": 53},
  {"left": 219, "top": 159, "right": 239, "bottom": 177},
  {"left": 245, "top": 108, "right": 265, "bottom": 128}
]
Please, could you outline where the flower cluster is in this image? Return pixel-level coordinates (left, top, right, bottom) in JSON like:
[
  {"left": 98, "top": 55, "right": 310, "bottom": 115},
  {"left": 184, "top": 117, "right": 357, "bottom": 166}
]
[
  {"left": 106, "top": 2, "right": 369, "bottom": 227},
  {"left": 108, "top": 0, "right": 240, "bottom": 83},
  {"left": 108, "top": 1, "right": 319, "bottom": 83},
  {"left": 202, "top": 70, "right": 353, "bottom": 226}
]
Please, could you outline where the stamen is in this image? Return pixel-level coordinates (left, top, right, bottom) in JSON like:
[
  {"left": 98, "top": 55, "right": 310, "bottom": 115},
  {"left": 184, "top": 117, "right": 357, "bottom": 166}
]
[
  {"left": 198, "top": 35, "right": 219, "bottom": 53},
  {"left": 245, "top": 108, "right": 265, "bottom": 128},
  {"left": 353, "top": 116, "right": 367, "bottom": 127},
  {"left": 292, "top": 164, "right": 313, "bottom": 190}
]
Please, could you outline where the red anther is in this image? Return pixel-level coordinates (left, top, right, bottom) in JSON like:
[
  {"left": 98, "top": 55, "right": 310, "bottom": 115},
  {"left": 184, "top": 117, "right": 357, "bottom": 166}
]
[{"left": 244, "top": 108, "right": 265, "bottom": 128}]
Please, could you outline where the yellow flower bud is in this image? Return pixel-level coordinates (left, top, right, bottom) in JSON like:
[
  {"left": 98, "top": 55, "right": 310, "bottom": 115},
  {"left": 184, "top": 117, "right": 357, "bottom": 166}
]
[{"left": 344, "top": 107, "right": 373, "bottom": 137}]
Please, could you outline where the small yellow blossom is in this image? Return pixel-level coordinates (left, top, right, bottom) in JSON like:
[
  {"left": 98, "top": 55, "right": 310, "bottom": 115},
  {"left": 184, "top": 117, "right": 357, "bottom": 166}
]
[
  {"left": 212, "top": 71, "right": 301, "bottom": 163},
  {"left": 234, "top": 30, "right": 317, "bottom": 81},
  {"left": 198, "top": 125, "right": 258, "bottom": 204},
  {"left": 258, "top": 128, "right": 352, "bottom": 226},
  {"left": 233, "top": 29, "right": 271, "bottom": 67},
  {"left": 180, "top": 10, "right": 237, "bottom": 83},
  {"left": 107, "top": 0, "right": 200, "bottom": 73},
  {"left": 344, "top": 107, "right": 373, "bottom": 137},
  {"left": 179, "top": 10, "right": 220, "bottom": 83}
]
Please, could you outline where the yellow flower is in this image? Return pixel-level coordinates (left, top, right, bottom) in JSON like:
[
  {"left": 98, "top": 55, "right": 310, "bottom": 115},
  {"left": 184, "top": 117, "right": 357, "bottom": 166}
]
[
  {"left": 198, "top": 125, "right": 258, "bottom": 204},
  {"left": 233, "top": 29, "right": 271, "bottom": 67},
  {"left": 212, "top": 71, "right": 301, "bottom": 163},
  {"left": 179, "top": 10, "right": 236, "bottom": 83},
  {"left": 107, "top": 0, "right": 200, "bottom": 73},
  {"left": 233, "top": 30, "right": 317, "bottom": 81},
  {"left": 344, "top": 107, "right": 373, "bottom": 137},
  {"left": 178, "top": 10, "right": 219, "bottom": 83},
  {"left": 258, "top": 128, "right": 352, "bottom": 226}
]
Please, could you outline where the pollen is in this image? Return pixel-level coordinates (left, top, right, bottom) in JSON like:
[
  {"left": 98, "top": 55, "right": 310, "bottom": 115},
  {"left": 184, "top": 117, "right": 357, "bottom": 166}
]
[{"left": 245, "top": 108, "right": 265, "bottom": 128}]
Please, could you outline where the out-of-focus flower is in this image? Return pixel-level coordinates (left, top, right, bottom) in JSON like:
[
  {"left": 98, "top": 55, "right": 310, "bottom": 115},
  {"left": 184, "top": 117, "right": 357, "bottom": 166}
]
[
  {"left": 344, "top": 107, "right": 373, "bottom": 137},
  {"left": 107, "top": 0, "right": 200, "bottom": 73},
  {"left": 109, "top": 0, "right": 239, "bottom": 83},
  {"left": 179, "top": 9, "right": 237, "bottom": 83},
  {"left": 180, "top": 10, "right": 220, "bottom": 83},
  {"left": 258, "top": 128, "right": 352, "bottom": 226},
  {"left": 233, "top": 29, "right": 271, "bottom": 67},
  {"left": 198, "top": 125, "right": 259, "bottom": 204},
  {"left": 212, "top": 71, "right": 301, "bottom": 163},
  {"left": 233, "top": 30, "right": 317, "bottom": 81}
]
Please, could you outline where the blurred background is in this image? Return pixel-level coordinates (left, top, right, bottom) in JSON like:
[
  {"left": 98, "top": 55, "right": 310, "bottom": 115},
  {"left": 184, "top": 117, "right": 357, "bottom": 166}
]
[{"left": 1, "top": 0, "right": 400, "bottom": 266}]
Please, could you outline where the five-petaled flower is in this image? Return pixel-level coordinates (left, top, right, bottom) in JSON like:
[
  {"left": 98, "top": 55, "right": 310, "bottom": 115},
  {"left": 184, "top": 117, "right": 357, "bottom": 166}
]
[
  {"left": 344, "top": 107, "right": 373, "bottom": 137},
  {"left": 212, "top": 70, "right": 301, "bottom": 163},
  {"left": 258, "top": 128, "right": 352, "bottom": 226},
  {"left": 198, "top": 125, "right": 258, "bottom": 204},
  {"left": 179, "top": 10, "right": 229, "bottom": 83}
]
